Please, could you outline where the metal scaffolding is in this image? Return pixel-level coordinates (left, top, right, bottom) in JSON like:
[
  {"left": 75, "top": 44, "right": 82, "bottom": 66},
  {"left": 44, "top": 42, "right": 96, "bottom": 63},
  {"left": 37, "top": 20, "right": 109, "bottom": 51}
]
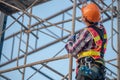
[
  {"left": 0, "top": 12, "right": 6, "bottom": 59},
  {"left": 117, "top": 0, "right": 120, "bottom": 80},
  {"left": 0, "top": 0, "right": 119, "bottom": 80}
]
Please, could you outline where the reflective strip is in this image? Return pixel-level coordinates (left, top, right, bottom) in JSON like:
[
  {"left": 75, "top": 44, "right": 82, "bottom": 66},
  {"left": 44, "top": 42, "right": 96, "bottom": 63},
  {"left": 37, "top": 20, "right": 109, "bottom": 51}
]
[
  {"left": 104, "top": 34, "right": 107, "bottom": 39},
  {"left": 94, "top": 36, "right": 100, "bottom": 41},
  {"left": 77, "top": 50, "right": 100, "bottom": 58},
  {"left": 103, "top": 30, "right": 107, "bottom": 53},
  {"left": 104, "top": 43, "right": 107, "bottom": 48}
]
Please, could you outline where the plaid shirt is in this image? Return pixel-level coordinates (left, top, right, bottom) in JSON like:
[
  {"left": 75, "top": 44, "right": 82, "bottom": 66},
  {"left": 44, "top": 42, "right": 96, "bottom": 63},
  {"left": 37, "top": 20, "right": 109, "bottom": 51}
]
[{"left": 65, "top": 25, "right": 105, "bottom": 58}]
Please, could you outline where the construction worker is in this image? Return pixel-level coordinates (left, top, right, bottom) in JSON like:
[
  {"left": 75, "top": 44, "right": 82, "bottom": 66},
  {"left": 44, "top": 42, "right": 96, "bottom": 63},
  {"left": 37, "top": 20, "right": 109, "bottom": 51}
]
[{"left": 65, "top": 2, "right": 107, "bottom": 80}]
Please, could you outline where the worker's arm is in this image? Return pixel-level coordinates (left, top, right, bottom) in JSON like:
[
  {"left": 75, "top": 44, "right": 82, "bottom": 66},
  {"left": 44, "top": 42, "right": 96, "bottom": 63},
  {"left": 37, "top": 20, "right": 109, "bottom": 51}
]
[{"left": 65, "top": 28, "right": 93, "bottom": 58}]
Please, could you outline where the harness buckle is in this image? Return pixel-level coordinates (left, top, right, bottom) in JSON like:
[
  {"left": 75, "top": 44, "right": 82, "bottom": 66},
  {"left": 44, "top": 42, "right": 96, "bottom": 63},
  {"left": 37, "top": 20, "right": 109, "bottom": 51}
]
[{"left": 85, "top": 57, "right": 93, "bottom": 68}]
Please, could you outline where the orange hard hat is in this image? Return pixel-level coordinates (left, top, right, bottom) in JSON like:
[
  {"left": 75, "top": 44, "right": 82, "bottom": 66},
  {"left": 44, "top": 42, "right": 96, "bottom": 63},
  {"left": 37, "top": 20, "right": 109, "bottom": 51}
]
[{"left": 81, "top": 3, "right": 101, "bottom": 23}]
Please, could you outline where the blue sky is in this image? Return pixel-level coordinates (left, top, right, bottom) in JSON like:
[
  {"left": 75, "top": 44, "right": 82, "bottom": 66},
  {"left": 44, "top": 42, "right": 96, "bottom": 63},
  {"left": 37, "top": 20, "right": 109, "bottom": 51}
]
[{"left": 0, "top": 0, "right": 118, "bottom": 80}]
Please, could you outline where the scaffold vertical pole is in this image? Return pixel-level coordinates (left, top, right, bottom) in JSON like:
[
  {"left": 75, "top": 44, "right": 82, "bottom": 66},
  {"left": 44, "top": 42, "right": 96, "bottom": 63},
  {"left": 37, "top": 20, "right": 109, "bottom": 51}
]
[
  {"left": 0, "top": 12, "right": 7, "bottom": 60},
  {"left": 117, "top": 0, "right": 120, "bottom": 80},
  {"left": 69, "top": 0, "right": 76, "bottom": 80},
  {"left": 22, "top": 8, "right": 32, "bottom": 80}
]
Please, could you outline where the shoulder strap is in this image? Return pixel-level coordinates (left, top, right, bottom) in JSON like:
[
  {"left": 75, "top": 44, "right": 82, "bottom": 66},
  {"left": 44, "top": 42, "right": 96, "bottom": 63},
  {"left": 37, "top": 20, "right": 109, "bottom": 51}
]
[{"left": 89, "top": 25, "right": 106, "bottom": 58}]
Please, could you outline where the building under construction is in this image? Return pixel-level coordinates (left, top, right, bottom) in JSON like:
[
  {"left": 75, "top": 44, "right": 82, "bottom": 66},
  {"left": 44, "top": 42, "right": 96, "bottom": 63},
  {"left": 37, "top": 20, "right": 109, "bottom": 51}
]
[{"left": 0, "top": 0, "right": 120, "bottom": 80}]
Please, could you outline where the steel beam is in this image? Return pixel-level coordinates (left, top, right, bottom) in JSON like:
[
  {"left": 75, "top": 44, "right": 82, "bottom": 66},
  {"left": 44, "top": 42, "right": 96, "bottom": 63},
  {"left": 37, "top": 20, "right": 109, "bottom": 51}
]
[
  {"left": 0, "top": 34, "right": 69, "bottom": 67},
  {"left": 0, "top": 12, "right": 7, "bottom": 60},
  {"left": 0, "top": 74, "right": 11, "bottom": 80},
  {"left": 0, "top": 14, "right": 117, "bottom": 67},
  {"left": 92, "top": 0, "right": 111, "bottom": 18},
  {"left": 41, "top": 63, "right": 66, "bottom": 78},
  {"left": 0, "top": 54, "right": 68, "bottom": 73},
  {"left": 68, "top": 0, "right": 76, "bottom": 80},
  {"left": 31, "top": 3, "right": 82, "bottom": 28},
  {"left": 31, "top": 66, "right": 54, "bottom": 80},
  {"left": 4, "top": 13, "right": 116, "bottom": 42},
  {"left": 0, "top": 1, "right": 119, "bottom": 80},
  {"left": 117, "top": 0, "right": 120, "bottom": 80}
]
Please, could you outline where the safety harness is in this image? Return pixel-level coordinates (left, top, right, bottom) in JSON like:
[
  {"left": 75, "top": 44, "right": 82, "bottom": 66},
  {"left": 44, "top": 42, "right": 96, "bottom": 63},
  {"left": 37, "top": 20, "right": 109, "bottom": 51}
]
[
  {"left": 76, "top": 25, "right": 107, "bottom": 80},
  {"left": 77, "top": 25, "right": 107, "bottom": 60}
]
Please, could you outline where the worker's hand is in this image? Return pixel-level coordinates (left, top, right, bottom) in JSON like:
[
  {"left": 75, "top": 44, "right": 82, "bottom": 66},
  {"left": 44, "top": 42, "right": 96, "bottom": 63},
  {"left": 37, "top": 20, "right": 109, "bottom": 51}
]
[{"left": 68, "top": 34, "right": 76, "bottom": 42}]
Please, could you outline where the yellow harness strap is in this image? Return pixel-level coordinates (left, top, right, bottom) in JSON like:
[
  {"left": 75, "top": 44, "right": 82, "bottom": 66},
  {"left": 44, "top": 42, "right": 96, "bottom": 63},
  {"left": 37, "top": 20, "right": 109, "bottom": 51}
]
[
  {"left": 77, "top": 50, "right": 104, "bottom": 64},
  {"left": 77, "top": 50, "right": 100, "bottom": 59}
]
